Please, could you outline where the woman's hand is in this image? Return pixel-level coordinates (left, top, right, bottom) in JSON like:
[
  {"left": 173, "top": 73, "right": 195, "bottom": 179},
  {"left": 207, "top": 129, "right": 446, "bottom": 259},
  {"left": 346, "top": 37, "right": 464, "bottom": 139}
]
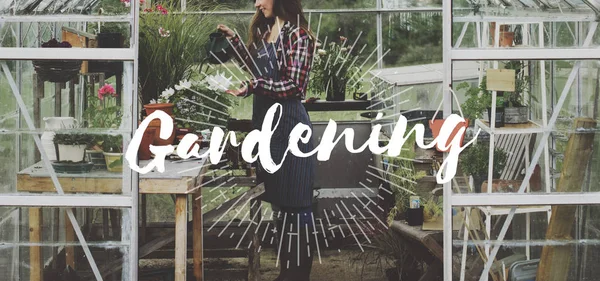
[
  {"left": 226, "top": 86, "right": 247, "bottom": 97},
  {"left": 217, "top": 24, "right": 235, "bottom": 39}
]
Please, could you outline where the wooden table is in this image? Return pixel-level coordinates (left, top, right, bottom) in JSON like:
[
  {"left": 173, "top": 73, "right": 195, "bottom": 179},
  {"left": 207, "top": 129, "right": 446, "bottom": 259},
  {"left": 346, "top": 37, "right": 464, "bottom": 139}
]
[{"left": 17, "top": 151, "right": 209, "bottom": 281}]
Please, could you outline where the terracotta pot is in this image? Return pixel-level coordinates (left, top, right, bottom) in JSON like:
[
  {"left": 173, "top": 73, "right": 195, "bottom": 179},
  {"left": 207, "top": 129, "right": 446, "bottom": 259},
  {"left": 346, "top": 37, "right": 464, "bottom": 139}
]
[
  {"left": 144, "top": 103, "right": 175, "bottom": 116},
  {"left": 138, "top": 127, "right": 157, "bottom": 160},
  {"left": 146, "top": 116, "right": 176, "bottom": 146},
  {"left": 428, "top": 118, "right": 469, "bottom": 152},
  {"left": 489, "top": 23, "right": 513, "bottom": 47}
]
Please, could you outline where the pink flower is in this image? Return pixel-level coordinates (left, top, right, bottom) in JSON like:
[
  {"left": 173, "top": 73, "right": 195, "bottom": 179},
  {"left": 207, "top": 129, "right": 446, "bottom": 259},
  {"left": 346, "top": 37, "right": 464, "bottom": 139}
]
[
  {"left": 98, "top": 83, "right": 116, "bottom": 100},
  {"left": 155, "top": 4, "right": 168, "bottom": 14},
  {"left": 340, "top": 36, "right": 347, "bottom": 42}
]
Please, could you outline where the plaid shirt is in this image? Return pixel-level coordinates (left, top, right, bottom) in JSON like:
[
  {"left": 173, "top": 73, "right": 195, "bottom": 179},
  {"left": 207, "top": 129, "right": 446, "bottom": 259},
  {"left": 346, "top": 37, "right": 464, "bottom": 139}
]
[{"left": 229, "top": 21, "right": 314, "bottom": 100}]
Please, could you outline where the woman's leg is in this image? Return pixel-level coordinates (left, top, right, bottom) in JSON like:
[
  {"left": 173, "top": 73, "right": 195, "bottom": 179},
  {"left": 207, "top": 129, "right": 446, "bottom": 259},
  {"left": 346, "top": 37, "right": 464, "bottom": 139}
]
[{"left": 273, "top": 206, "right": 315, "bottom": 281}]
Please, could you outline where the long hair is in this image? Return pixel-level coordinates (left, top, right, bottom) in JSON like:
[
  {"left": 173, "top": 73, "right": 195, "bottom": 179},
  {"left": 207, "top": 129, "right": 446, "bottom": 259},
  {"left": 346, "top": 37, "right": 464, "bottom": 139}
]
[{"left": 247, "top": 0, "right": 314, "bottom": 51}]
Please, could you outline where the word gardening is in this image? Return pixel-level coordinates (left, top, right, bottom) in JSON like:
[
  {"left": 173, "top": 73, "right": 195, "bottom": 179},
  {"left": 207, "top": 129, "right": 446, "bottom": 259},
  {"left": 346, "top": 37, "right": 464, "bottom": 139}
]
[{"left": 126, "top": 104, "right": 478, "bottom": 184}]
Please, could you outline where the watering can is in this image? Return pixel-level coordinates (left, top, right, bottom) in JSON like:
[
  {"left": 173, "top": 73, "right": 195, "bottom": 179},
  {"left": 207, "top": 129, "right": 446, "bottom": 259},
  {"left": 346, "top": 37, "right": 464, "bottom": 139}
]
[{"left": 205, "top": 32, "right": 232, "bottom": 64}]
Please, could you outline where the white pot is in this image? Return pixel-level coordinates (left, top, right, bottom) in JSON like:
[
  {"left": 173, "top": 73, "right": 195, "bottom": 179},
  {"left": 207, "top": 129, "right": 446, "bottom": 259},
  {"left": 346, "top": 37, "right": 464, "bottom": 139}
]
[
  {"left": 57, "top": 144, "right": 87, "bottom": 162},
  {"left": 41, "top": 117, "right": 78, "bottom": 161}
]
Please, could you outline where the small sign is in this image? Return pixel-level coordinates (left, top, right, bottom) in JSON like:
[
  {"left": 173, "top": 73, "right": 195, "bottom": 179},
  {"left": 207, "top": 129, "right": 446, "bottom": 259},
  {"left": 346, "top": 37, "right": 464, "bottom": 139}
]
[{"left": 486, "top": 69, "right": 515, "bottom": 92}]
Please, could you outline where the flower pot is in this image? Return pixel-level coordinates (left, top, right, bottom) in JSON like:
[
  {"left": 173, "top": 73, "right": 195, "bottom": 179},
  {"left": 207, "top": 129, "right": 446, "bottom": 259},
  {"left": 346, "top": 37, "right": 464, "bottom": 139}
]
[
  {"left": 487, "top": 107, "right": 505, "bottom": 128},
  {"left": 490, "top": 23, "right": 513, "bottom": 47},
  {"left": 103, "top": 152, "right": 124, "bottom": 172},
  {"left": 472, "top": 175, "right": 487, "bottom": 193},
  {"left": 146, "top": 117, "right": 176, "bottom": 146},
  {"left": 326, "top": 78, "right": 346, "bottom": 101},
  {"left": 86, "top": 150, "right": 107, "bottom": 170},
  {"left": 428, "top": 118, "right": 469, "bottom": 152},
  {"left": 144, "top": 103, "right": 175, "bottom": 116},
  {"left": 138, "top": 127, "right": 157, "bottom": 160},
  {"left": 57, "top": 144, "right": 87, "bottom": 162},
  {"left": 406, "top": 207, "right": 424, "bottom": 226},
  {"left": 504, "top": 106, "right": 528, "bottom": 124},
  {"left": 42, "top": 117, "right": 78, "bottom": 161}
]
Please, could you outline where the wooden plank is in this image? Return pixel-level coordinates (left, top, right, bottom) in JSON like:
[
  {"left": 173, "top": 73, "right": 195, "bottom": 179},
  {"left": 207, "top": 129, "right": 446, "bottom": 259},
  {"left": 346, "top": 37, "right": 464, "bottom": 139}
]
[
  {"left": 68, "top": 80, "right": 75, "bottom": 117},
  {"left": 248, "top": 199, "right": 261, "bottom": 281},
  {"left": 33, "top": 74, "right": 43, "bottom": 162},
  {"left": 536, "top": 118, "right": 597, "bottom": 281},
  {"left": 486, "top": 69, "right": 515, "bottom": 92},
  {"left": 65, "top": 209, "right": 75, "bottom": 269},
  {"left": 174, "top": 195, "right": 188, "bottom": 281},
  {"left": 390, "top": 220, "right": 443, "bottom": 261},
  {"left": 17, "top": 174, "right": 122, "bottom": 193},
  {"left": 203, "top": 184, "right": 265, "bottom": 223},
  {"left": 139, "top": 178, "right": 190, "bottom": 194},
  {"left": 193, "top": 189, "right": 203, "bottom": 281},
  {"left": 29, "top": 207, "right": 42, "bottom": 281},
  {"left": 55, "top": 83, "right": 62, "bottom": 116}
]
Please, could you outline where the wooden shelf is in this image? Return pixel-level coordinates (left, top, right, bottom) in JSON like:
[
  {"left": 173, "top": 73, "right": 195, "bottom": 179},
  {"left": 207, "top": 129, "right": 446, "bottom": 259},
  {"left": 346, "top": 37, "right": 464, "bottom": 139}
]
[
  {"left": 475, "top": 119, "right": 545, "bottom": 135},
  {"left": 478, "top": 206, "right": 551, "bottom": 216},
  {"left": 302, "top": 99, "right": 386, "bottom": 111}
]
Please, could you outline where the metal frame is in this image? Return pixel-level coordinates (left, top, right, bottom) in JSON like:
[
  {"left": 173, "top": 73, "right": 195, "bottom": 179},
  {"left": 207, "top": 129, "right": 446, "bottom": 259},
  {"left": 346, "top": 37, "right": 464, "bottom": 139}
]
[
  {"left": 443, "top": 3, "right": 600, "bottom": 281},
  {"left": 0, "top": 2, "right": 139, "bottom": 280}
]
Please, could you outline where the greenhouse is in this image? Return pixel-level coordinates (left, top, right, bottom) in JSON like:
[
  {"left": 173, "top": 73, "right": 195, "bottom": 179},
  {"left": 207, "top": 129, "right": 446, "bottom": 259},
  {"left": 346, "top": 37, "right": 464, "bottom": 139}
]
[{"left": 1, "top": 0, "right": 600, "bottom": 280}]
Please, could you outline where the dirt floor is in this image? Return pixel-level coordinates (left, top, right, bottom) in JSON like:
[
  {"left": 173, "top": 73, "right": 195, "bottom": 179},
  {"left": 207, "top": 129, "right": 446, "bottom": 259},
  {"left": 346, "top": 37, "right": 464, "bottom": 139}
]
[{"left": 139, "top": 248, "right": 389, "bottom": 281}]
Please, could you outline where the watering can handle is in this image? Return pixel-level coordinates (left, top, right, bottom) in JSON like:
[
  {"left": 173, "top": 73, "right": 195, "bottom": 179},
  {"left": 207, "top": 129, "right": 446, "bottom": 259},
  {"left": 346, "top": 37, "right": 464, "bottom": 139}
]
[{"left": 431, "top": 88, "right": 464, "bottom": 122}]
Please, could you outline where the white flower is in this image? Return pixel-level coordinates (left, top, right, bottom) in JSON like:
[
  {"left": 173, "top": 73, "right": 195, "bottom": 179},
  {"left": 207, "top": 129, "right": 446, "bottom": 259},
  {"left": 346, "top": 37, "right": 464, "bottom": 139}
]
[
  {"left": 316, "top": 42, "right": 322, "bottom": 48},
  {"left": 149, "top": 99, "right": 157, "bottom": 104},
  {"left": 175, "top": 79, "right": 192, "bottom": 90},
  {"left": 340, "top": 47, "right": 348, "bottom": 52},
  {"left": 161, "top": 87, "right": 175, "bottom": 98},
  {"left": 124, "top": 1, "right": 130, "bottom": 7},
  {"left": 317, "top": 49, "right": 327, "bottom": 56},
  {"left": 205, "top": 72, "right": 233, "bottom": 91}
]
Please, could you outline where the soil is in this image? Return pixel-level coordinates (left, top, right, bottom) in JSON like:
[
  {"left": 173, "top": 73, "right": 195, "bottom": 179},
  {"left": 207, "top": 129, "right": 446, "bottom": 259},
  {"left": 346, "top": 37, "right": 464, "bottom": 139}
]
[{"left": 139, "top": 248, "right": 389, "bottom": 281}]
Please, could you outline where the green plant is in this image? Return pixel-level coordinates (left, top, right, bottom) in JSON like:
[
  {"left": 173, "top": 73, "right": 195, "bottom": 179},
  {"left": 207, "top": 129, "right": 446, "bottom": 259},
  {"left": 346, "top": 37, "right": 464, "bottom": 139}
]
[
  {"left": 53, "top": 132, "right": 94, "bottom": 146},
  {"left": 422, "top": 196, "right": 443, "bottom": 221},
  {"left": 460, "top": 141, "right": 507, "bottom": 177},
  {"left": 138, "top": 0, "right": 218, "bottom": 105},
  {"left": 457, "top": 77, "right": 493, "bottom": 120},
  {"left": 309, "top": 36, "right": 363, "bottom": 97},
  {"left": 172, "top": 74, "right": 233, "bottom": 132},
  {"left": 102, "top": 135, "right": 123, "bottom": 153},
  {"left": 503, "top": 60, "right": 530, "bottom": 107},
  {"left": 83, "top": 83, "right": 122, "bottom": 129}
]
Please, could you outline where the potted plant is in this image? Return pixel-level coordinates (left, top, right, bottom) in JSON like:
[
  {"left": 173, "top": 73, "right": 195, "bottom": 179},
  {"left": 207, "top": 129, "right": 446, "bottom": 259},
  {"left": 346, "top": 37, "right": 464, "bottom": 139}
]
[
  {"left": 33, "top": 39, "right": 82, "bottom": 83},
  {"left": 457, "top": 77, "right": 505, "bottom": 127},
  {"left": 53, "top": 132, "right": 94, "bottom": 162},
  {"left": 144, "top": 87, "right": 175, "bottom": 116},
  {"left": 309, "top": 36, "right": 362, "bottom": 101},
  {"left": 172, "top": 73, "right": 233, "bottom": 133},
  {"left": 83, "top": 83, "right": 122, "bottom": 168},
  {"left": 102, "top": 135, "right": 124, "bottom": 172},
  {"left": 460, "top": 141, "right": 508, "bottom": 193},
  {"left": 422, "top": 196, "right": 443, "bottom": 222},
  {"left": 503, "top": 61, "right": 530, "bottom": 124}
]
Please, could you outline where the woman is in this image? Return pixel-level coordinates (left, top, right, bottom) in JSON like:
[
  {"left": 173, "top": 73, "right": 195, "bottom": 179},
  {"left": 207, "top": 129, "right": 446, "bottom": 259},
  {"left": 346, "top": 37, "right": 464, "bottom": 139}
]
[{"left": 218, "top": 0, "right": 317, "bottom": 280}]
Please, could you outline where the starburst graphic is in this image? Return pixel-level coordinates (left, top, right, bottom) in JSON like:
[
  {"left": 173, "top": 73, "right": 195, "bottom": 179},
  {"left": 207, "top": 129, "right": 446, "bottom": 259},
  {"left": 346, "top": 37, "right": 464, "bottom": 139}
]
[{"left": 169, "top": 16, "right": 424, "bottom": 270}]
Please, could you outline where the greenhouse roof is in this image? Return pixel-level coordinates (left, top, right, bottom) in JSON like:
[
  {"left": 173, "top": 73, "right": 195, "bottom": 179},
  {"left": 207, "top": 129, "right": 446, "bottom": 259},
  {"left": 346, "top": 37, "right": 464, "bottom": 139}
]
[
  {"left": 370, "top": 61, "right": 480, "bottom": 86},
  {"left": 0, "top": 0, "right": 100, "bottom": 15}
]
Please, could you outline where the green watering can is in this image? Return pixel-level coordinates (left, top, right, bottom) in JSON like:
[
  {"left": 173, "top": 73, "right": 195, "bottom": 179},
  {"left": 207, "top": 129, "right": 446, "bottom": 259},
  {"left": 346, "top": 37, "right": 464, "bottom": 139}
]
[{"left": 205, "top": 32, "right": 232, "bottom": 64}]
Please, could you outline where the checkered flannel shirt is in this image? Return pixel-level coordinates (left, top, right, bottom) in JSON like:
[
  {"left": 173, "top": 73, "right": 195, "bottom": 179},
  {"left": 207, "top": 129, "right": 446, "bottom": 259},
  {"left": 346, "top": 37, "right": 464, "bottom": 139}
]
[{"left": 229, "top": 21, "right": 314, "bottom": 100}]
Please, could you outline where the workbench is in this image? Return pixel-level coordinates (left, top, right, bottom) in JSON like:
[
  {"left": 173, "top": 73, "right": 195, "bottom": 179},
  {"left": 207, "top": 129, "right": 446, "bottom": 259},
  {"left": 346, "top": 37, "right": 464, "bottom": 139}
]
[{"left": 17, "top": 150, "right": 209, "bottom": 281}]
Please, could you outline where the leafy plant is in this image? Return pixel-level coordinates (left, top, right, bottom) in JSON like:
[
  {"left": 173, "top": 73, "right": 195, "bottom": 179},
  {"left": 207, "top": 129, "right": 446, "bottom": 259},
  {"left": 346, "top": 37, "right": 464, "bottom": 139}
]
[
  {"left": 503, "top": 60, "right": 530, "bottom": 107},
  {"left": 53, "top": 132, "right": 94, "bottom": 146},
  {"left": 137, "top": 0, "right": 218, "bottom": 105},
  {"left": 83, "top": 83, "right": 122, "bottom": 129},
  {"left": 422, "top": 196, "right": 443, "bottom": 222},
  {"left": 460, "top": 141, "right": 507, "bottom": 178},
  {"left": 309, "top": 36, "right": 363, "bottom": 97},
  {"left": 102, "top": 135, "right": 123, "bottom": 153},
  {"left": 172, "top": 75, "right": 233, "bottom": 132},
  {"left": 457, "top": 77, "right": 493, "bottom": 121}
]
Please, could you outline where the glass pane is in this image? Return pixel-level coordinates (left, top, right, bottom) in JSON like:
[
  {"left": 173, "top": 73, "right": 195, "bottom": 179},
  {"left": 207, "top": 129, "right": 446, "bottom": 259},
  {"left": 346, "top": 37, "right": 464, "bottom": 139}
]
[
  {"left": 1, "top": 59, "right": 134, "bottom": 195},
  {"left": 452, "top": 204, "right": 600, "bottom": 281},
  {"left": 447, "top": 59, "right": 600, "bottom": 194},
  {"left": 451, "top": 2, "right": 599, "bottom": 49},
  {"left": 0, "top": 0, "right": 132, "bottom": 16},
  {"left": 0, "top": 207, "right": 132, "bottom": 280}
]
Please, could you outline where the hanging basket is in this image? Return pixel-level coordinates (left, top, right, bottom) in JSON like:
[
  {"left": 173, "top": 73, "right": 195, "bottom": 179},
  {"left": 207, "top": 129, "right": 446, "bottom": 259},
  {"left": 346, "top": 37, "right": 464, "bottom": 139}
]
[{"left": 32, "top": 60, "right": 82, "bottom": 83}]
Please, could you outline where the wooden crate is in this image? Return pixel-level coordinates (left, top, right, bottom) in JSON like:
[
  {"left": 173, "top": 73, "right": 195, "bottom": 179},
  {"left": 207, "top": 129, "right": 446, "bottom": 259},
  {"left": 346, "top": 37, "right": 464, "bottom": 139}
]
[{"left": 61, "top": 26, "right": 97, "bottom": 73}]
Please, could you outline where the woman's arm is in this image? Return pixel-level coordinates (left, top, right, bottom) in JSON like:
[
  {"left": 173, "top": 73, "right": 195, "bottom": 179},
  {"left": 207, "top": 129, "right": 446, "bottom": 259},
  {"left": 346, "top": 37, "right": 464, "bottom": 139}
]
[{"left": 243, "top": 27, "right": 314, "bottom": 100}]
